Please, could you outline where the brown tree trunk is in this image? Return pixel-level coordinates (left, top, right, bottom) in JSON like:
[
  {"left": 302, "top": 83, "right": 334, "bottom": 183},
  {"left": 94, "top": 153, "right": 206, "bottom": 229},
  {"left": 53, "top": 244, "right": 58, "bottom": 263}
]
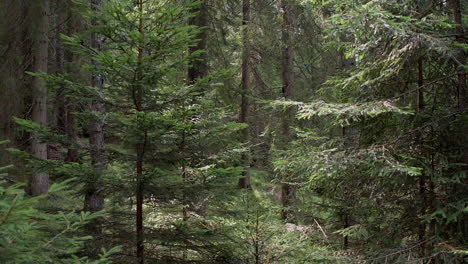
[
  {"left": 183, "top": 0, "right": 210, "bottom": 220},
  {"left": 55, "top": 0, "right": 66, "bottom": 136},
  {"left": 343, "top": 213, "right": 349, "bottom": 249},
  {"left": 280, "top": 0, "right": 296, "bottom": 221},
  {"left": 450, "top": 0, "right": 467, "bottom": 109},
  {"left": 238, "top": 0, "right": 252, "bottom": 189},
  {"left": 51, "top": 0, "right": 67, "bottom": 162},
  {"left": 31, "top": 0, "right": 50, "bottom": 196},
  {"left": 136, "top": 146, "right": 145, "bottom": 264},
  {"left": 187, "top": 0, "right": 208, "bottom": 84},
  {"left": 135, "top": 2, "right": 145, "bottom": 262},
  {"left": 85, "top": 0, "right": 106, "bottom": 212},
  {"left": 417, "top": 58, "right": 426, "bottom": 243},
  {"left": 65, "top": 2, "right": 80, "bottom": 163},
  {"left": 449, "top": 0, "right": 468, "bottom": 246},
  {"left": 450, "top": 0, "right": 467, "bottom": 160}
]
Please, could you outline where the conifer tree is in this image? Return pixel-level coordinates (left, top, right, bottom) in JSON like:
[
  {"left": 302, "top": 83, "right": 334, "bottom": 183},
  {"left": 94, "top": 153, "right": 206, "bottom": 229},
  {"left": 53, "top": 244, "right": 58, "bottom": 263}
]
[
  {"left": 85, "top": 0, "right": 106, "bottom": 213},
  {"left": 279, "top": 0, "right": 296, "bottom": 221},
  {"left": 238, "top": 0, "right": 252, "bottom": 189}
]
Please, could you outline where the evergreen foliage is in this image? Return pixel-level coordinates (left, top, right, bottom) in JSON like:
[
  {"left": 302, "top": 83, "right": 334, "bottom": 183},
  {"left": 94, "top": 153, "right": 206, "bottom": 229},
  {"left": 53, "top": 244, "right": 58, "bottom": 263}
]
[{"left": 0, "top": 0, "right": 466, "bottom": 263}]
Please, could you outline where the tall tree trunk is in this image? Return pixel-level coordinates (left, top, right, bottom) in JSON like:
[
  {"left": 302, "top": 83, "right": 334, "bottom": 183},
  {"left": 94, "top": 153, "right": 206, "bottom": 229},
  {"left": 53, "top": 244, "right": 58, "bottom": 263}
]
[
  {"left": 280, "top": 0, "right": 295, "bottom": 221},
  {"left": 449, "top": 0, "right": 468, "bottom": 245},
  {"left": 450, "top": 0, "right": 467, "bottom": 109},
  {"left": 417, "top": 57, "right": 427, "bottom": 254},
  {"left": 51, "top": 0, "right": 67, "bottom": 162},
  {"left": 136, "top": 141, "right": 145, "bottom": 264},
  {"left": 55, "top": 0, "right": 66, "bottom": 135},
  {"left": 135, "top": 2, "right": 145, "bottom": 262},
  {"left": 238, "top": 0, "right": 252, "bottom": 189},
  {"left": 136, "top": 134, "right": 146, "bottom": 264},
  {"left": 187, "top": 0, "right": 208, "bottom": 84},
  {"left": 184, "top": 0, "right": 209, "bottom": 220},
  {"left": 85, "top": 0, "right": 105, "bottom": 212},
  {"left": 31, "top": 0, "right": 50, "bottom": 196},
  {"left": 450, "top": 0, "right": 467, "bottom": 161},
  {"left": 65, "top": 1, "right": 80, "bottom": 163}
]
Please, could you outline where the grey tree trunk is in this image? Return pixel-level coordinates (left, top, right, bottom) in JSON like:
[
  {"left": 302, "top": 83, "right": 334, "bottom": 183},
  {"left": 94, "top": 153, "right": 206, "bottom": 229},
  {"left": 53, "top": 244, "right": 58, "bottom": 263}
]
[
  {"left": 31, "top": 0, "right": 50, "bottom": 196},
  {"left": 238, "top": 0, "right": 252, "bottom": 189},
  {"left": 85, "top": 0, "right": 105, "bottom": 212},
  {"left": 280, "top": 0, "right": 296, "bottom": 221}
]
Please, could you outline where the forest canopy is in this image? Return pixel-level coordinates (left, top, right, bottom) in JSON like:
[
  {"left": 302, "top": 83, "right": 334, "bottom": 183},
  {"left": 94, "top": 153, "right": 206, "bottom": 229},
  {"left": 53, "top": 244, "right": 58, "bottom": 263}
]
[{"left": 0, "top": 0, "right": 466, "bottom": 263}]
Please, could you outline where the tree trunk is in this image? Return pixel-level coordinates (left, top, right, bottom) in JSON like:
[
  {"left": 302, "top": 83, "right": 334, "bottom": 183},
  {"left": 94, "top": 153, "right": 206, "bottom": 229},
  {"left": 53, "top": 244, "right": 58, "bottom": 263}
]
[
  {"left": 136, "top": 149, "right": 145, "bottom": 264},
  {"left": 280, "top": 0, "right": 296, "bottom": 220},
  {"left": 65, "top": 2, "right": 80, "bottom": 163},
  {"left": 31, "top": 0, "right": 50, "bottom": 196},
  {"left": 450, "top": 0, "right": 467, "bottom": 161},
  {"left": 85, "top": 0, "right": 105, "bottom": 212},
  {"left": 187, "top": 0, "right": 208, "bottom": 84},
  {"left": 417, "top": 57, "right": 431, "bottom": 258},
  {"left": 238, "top": 0, "right": 252, "bottom": 189},
  {"left": 450, "top": 0, "right": 467, "bottom": 109},
  {"left": 135, "top": 2, "right": 145, "bottom": 262},
  {"left": 55, "top": 0, "right": 66, "bottom": 136},
  {"left": 184, "top": 0, "right": 210, "bottom": 220},
  {"left": 449, "top": 0, "right": 468, "bottom": 247},
  {"left": 51, "top": 0, "right": 67, "bottom": 162}
]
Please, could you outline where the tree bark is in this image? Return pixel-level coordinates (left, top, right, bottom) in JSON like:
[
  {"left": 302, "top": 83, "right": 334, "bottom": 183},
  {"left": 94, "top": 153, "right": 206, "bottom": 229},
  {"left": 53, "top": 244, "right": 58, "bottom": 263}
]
[
  {"left": 449, "top": 0, "right": 468, "bottom": 246},
  {"left": 417, "top": 57, "right": 427, "bottom": 253},
  {"left": 450, "top": 0, "right": 467, "bottom": 160},
  {"left": 136, "top": 145, "right": 145, "bottom": 264},
  {"left": 280, "top": 0, "right": 296, "bottom": 220},
  {"left": 238, "top": 0, "right": 252, "bottom": 189},
  {"left": 85, "top": 0, "right": 106, "bottom": 212},
  {"left": 49, "top": 0, "right": 67, "bottom": 162},
  {"left": 135, "top": 2, "right": 145, "bottom": 262},
  {"left": 65, "top": 2, "right": 80, "bottom": 163},
  {"left": 184, "top": 0, "right": 210, "bottom": 220},
  {"left": 55, "top": 0, "right": 66, "bottom": 136},
  {"left": 187, "top": 0, "right": 208, "bottom": 84},
  {"left": 31, "top": 0, "right": 50, "bottom": 196}
]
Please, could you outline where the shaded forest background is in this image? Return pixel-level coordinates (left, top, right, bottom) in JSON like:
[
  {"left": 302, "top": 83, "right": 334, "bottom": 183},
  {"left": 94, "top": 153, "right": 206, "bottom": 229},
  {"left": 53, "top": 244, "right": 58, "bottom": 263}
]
[{"left": 0, "top": 0, "right": 466, "bottom": 263}]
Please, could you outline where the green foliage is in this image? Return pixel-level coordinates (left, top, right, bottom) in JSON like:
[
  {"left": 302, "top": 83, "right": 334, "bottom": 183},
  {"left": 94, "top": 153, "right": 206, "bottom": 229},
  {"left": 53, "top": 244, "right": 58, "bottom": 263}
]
[
  {"left": 0, "top": 180, "right": 119, "bottom": 263},
  {"left": 1, "top": 0, "right": 467, "bottom": 263}
]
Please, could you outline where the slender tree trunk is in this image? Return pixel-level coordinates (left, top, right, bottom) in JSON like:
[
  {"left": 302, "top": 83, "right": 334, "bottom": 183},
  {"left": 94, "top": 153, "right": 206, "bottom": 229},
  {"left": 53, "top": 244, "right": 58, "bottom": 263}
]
[
  {"left": 417, "top": 57, "right": 432, "bottom": 259},
  {"left": 31, "top": 0, "right": 50, "bottom": 196},
  {"left": 136, "top": 142, "right": 145, "bottom": 264},
  {"left": 135, "top": 2, "right": 145, "bottom": 262},
  {"left": 343, "top": 213, "right": 349, "bottom": 249},
  {"left": 183, "top": 0, "right": 209, "bottom": 220},
  {"left": 55, "top": 0, "right": 66, "bottom": 135},
  {"left": 85, "top": 0, "right": 105, "bottom": 212},
  {"left": 449, "top": 0, "right": 468, "bottom": 246},
  {"left": 280, "top": 0, "right": 296, "bottom": 220},
  {"left": 450, "top": 0, "right": 467, "bottom": 160},
  {"left": 65, "top": 2, "right": 80, "bottom": 163},
  {"left": 51, "top": 0, "right": 67, "bottom": 162},
  {"left": 450, "top": 0, "right": 467, "bottom": 109},
  {"left": 187, "top": 0, "right": 208, "bottom": 84},
  {"left": 238, "top": 0, "right": 252, "bottom": 189}
]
